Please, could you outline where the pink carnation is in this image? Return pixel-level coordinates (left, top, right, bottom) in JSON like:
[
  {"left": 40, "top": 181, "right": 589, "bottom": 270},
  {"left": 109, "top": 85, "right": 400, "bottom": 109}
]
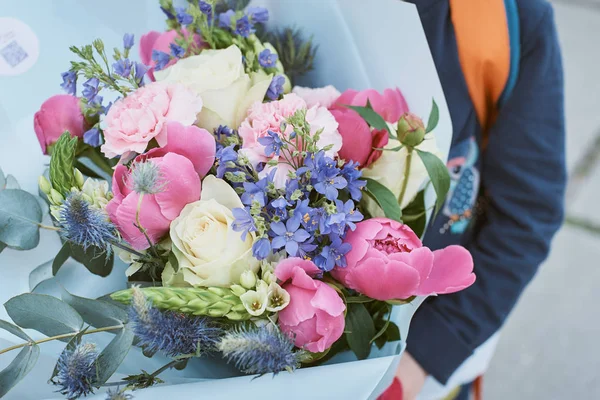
[
  {"left": 106, "top": 122, "right": 215, "bottom": 249},
  {"left": 239, "top": 93, "right": 342, "bottom": 188},
  {"left": 331, "top": 218, "right": 476, "bottom": 301},
  {"left": 101, "top": 82, "right": 202, "bottom": 159},
  {"left": 292, "top": 85, "right": 341, "bottom": 109},
  {"left": 275, "top": 258, "right": 346, "bottom": 353}
]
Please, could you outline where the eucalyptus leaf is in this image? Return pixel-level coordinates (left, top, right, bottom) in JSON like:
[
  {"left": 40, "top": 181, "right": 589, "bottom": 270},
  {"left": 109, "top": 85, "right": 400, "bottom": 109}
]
[
  {"left": 402, "top": 190, "right": 427, "bottom": 237},
  {"left": 0, "top": 189, "right": 42, "bottom": 250},
  {"left": 74, "top": 160, "right": 103, "bottom": 179},
  {"left": 94, "top": 326, "right": 134, "bottom": 385},
  {"left": 49, "top": 132, "right": 78, "bottom": 195},
  {"left": 62, "top": 290, "right": 127, "bottom": 328},
  {"left": 0, "top": 344, "right": 40, "bottom": 397},
  {"left": 425, "top": 99, "right": 440, "bottom": 133},
  {"left": 416, "top": 149, "right": 450, "bottom": 216},
  {"left": 0, "top": 241, "right": 6, "bottom": 254},
  {"left": 344, "top": 303, "right": 376, "bottom": 360},
  {"left": 28, "top": 260, "right": 54, "bottom": 292},
  {"left": 363, "top": 178, "right": 402, "bottom": 222},
  {"left": 69, "top": 243, "right": 114, "bottom": 277},
  {"left": 5, "top": 294, "right": 83, "bottom": 338},
  {"left": 0, "top": 167, "right": 5, "bottom": 190},
  {"left": 0, "top": 319, "right": 32, "bottom": 341},
  {"left": 4, "top": 175, "right": 20, "bottom": 190},
  {"left": 53, "top": 243, "right": 71, "bottom": 275},
  {"left": 346, "top": 105, "right": 395, "bottom": 139}
]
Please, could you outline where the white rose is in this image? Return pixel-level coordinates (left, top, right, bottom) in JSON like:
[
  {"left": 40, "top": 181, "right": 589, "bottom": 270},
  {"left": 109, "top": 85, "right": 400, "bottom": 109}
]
[
  {"left": 154, "top": 45, "right": 272, "bottom": 131},
  {"left": 163, "top": 176, "right": 259, "bottom": 288},
  {"left": 362, "top": 130, "right": 443, "bottom": 214}
]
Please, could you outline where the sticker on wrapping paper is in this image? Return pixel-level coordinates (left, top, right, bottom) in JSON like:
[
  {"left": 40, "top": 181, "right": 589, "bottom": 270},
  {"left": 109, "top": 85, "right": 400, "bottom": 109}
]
[{"left": 0, "top": 18, "right": 39, "bottom": 76}]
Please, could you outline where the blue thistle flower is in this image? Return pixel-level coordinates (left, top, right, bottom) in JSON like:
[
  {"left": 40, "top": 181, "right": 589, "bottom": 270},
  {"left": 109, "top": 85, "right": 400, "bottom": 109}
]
[
  {"left": 218, "top": 326, "right": 302, "bottom": 375},
  {"left": 129, "top": 161, "right": 164, "bottom": 195},
  {"left": 129, "top": 288, "right": 223, "bottom": 357},
  {"left": 59, "top": 193, "right": 115, "bottom": 252},
  {"left": 106, "top": 388, "right": 133, "bottom": 400},
  {"left": 55, "top": 343, "right": 98, "bottom": 399}
]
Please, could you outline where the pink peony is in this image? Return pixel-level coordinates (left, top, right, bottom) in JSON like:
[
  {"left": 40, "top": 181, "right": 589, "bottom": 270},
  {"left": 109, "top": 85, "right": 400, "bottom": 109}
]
[
  {"left": 139, "top": 29, "right": 202, "bottom": 80},
  {"left": 331, "top": 218, "right": 476, "bottom": 301},
  {"left": 292, "top": 85, "right": 341, "bottom": 109},
  {"left": 34, "top": 95, "right": 87, "bottom": 154},
  {"left": 101, "top": 82, "right": 202, "bottom": 159},
  {"left": 330, "top": 108, "right": 388, "bottom": 167},
  {"left": 275, "top": 258, "right": 346, "bottom": 353},
  {"left": 333, "top": 88, "right": 409, "bottom": 124},
  {"left": 239, "top": 93, "right": 342, "bottom": 188},
  {"left": 106, "top": 122, "right": 215, "bottom": 250}
]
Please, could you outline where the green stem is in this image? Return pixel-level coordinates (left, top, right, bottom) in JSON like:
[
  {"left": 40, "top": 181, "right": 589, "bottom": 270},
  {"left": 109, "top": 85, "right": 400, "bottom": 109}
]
[
  {"left": 0, "top": 324, "right": 123, "bottom": 356},
  {"left": 39, "top": 224, "right": 60, "bottom": 231},
  {"left": 101, "top": 359, "right": 182, "bottom": 388},
  {"left": 397, "top": 148, "right": 413, "bottom": 206},
  {"left": 82, "top": 150, "right": 114, "bottom": 177}
]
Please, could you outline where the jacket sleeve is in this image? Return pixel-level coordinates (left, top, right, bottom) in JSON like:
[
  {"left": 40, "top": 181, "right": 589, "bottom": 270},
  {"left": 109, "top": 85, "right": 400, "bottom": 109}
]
[{"left": 406, "top": 3, "right": 566, "bottom": 384}]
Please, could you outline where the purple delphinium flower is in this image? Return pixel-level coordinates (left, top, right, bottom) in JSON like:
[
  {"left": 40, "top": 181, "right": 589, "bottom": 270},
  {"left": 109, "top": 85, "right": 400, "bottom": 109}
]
[
  {"left": 55, "top": 343, "right": 98, "bottom": 399},
  {"left": 304, "top": 207, "right": 329, "bottom": 234},
  {"left": 129, "top": 288, "right": 223, "bottom": 357},
  {"left": 82, "top": 77, "right": 101, "bottom": 102},
  {"left": 218, "top": 326, "right": 301, "bottom": 375},
  {"left": 60, "top": 71, "right": 77, "bottom": 95},
  {"left": 83, "top": 127, "right": 101, "bottom": 147},
  {"left": 215, "top": 125, "right": 235, "bottom": 141},
  {"left": 298, "top": 239, "right": 318, "bottom": 260},
  {"left": 170, "top": 43, "right": 185, "bottom": 59},
  {"left": 328, "top": 199, "right": 364, "bottom": 235},
  {"left": 232, "top": 207, "right": 256, "bottom": 240},
  {"left": 134, "top": 62, "right": 148, "bottom": 85},
  {"left": 161, "top": 6, "right": 176, "bottom": 19},
  {"left": 241, "top": 180, "right": 268, "bottom": 207},
  {"left": 199, "top": 1, "right": 212, "bottom": 16},
  {"left": 315, "top": 237, "right": 352, "bottom": 271},
  {"left": 270, "top": 218, "right": 310, "bottom": 257},
  {"left": 341, "top": 161, "right": 366, "bottom": 201},
  {"left": 218, "top": 10, "right": 235, "bottom": 28},
  {"left": 314, "top": 170, "right": 347, "bottom": 201},
  {"left": 59, "top": 193, "right": 115, "bottom": 252},
  {"left": 152, "top": 50, "right": 171, "bottom": 71},
  {"left": 234, "top": 15, "right": 254, "bottom": 37},
  {"left": 252, "top": 237, "right": 272, "bottom": 260},
  {"left": 123, "top": 33, "right": 135, "bottom": 50},
  {"left": 113, "top": 58, "right": 133, "bottom": 77},
  {"left": 215, "top": 145, "right": 238, "bottom": 178},
  {"left": 266, "top": 75, "right": 285, "bottom": 100},
  {"left": 176, "top": 7, "right": 193, "bottom": 25},
  {"left": 290, "top": 199, "right": 311, "bottom": 225},
  {"left": 269, "top": 196, "right": 291, "bottom": 220},
  {"left": 258, "top": 130, "right": 284, "bottom": 157},
  {"left": 258, "top": 48, "right": 278, "bottom": 68},
  {"left": 246, "top": 6, "right": 269, "bottom": 23}
]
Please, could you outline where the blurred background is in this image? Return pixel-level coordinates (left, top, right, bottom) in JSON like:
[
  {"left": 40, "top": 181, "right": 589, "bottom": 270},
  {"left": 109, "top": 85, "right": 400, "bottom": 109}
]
[{"left": 485, "top": 1, "right": 600, "bottom": 398}]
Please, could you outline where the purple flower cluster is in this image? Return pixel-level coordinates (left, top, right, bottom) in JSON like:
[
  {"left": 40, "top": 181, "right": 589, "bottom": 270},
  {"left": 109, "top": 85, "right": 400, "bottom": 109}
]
[
  {"left": 230, "top": 145, "right": 366, "bottom": 271},
  {"left": 218, "top": 6, "right": 269, "bottom": 38}
]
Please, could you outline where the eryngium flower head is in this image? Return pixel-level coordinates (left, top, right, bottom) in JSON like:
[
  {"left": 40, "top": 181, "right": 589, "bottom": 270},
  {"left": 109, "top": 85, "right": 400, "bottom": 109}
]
[
  {"left": 129, "top": 161, "right": 164, "bottom": 195},
  {"left": 128, "top": 287, "right": 223, "bottom": 357},
  {"left": 55, "top": 343, "right": 98, "bottom": 399},
  {"left": 218, "top": 326, "right": 302, "bottom": 375},
  {"left": 106, "top": 387, "right": 133, "bottom": 400},
  {"left": 59, "top": 193, "right": 115, "bottom": 252}
]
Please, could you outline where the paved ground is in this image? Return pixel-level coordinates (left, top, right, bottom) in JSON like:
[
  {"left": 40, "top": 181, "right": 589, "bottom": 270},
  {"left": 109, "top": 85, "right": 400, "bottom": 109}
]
[{"left": 485, "top": 2, "right": 600, "bottom": 399}]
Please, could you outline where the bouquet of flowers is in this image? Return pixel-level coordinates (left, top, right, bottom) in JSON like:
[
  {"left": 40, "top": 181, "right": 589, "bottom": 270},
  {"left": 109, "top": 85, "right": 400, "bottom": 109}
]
[{"left": 0, "top": 1, "right": 475, "bottom": 398}]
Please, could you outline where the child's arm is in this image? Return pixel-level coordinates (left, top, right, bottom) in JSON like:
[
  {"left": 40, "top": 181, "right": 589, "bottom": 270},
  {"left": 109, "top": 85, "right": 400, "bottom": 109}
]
[{"left": 406, "top": 2, "right": 566, "bottom": 384}]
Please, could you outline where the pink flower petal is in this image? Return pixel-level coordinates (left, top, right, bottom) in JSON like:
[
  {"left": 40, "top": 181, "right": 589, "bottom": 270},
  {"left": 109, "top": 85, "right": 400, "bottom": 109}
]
[
  {"left": 139, "top": 31, "right": 161, "bottom": 66},
  {"left": 416, "top": 245, "right": 476, "bottom": 296},
  {"left": 275, "top": 257, "right": 321, "bottom": 283},
  {"left": 311, "top": 282, "right": 345, "bottom": 317},
  {"left": 345, "top": 258, "right": 421, "bottom": 301},
  {"left": 312, "top": 310, "right": 345, "bottom": 353},
  {"left": 114, "top": 193, "right": 170, "bottom": 250},
  {"left": 153, "top": 153, "right": 201, "bottom": 220},
  {"left": 331, "top": 108, "right": 372, "bottom": 166},
  {"left": 278, "top": 285, "right": 317, "bottom": 327},
  {"left": 388, "top": 247, "right": 434, "bottom": 286}
]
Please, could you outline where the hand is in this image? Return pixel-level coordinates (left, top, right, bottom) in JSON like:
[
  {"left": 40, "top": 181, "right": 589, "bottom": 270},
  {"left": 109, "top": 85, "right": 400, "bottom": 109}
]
[{"left": 395, "top": 352, "right": 427, "bottom": 400}]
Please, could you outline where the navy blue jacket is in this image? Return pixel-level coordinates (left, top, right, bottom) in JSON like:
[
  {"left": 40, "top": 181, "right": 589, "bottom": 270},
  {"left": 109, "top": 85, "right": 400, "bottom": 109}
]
[{"left": 405, "top": 0, "right": 566, "bottom": 384}]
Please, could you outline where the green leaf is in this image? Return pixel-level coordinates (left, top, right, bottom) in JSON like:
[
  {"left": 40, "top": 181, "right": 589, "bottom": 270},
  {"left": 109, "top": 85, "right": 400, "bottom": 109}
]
[
  {"left": 386, "top": 296, "right": 416, "bottom": 306},
  {"left": 0, "top": 167, "right": 5, "bottom": 190},
  {"left": 0, "top": 189, "right": 42, "bottom": 250},
  {"left": 0, "top": 319, "right": 32, "bottom": 341},
  {"left": 344, "top": 303, "right": 376, "bottom": 360},
  {"left": 5, "top": 294, "right": 83, "bottom": 338},
  {"left": 62, "top": 290, "right": 127, "bottom": 328},
  {"left": 28, "top": 260, "right": 54, "bottom": 292},
  {"left": 0, "top": 344, "right": 39, "bottom": 397},
  {"left": 69, "top": 242, "right": 114, "bottom": 277},
  {"left": 74, "top": 160, "right": 103, "bottom": 180},
  {"left": 53, "top": 243, "right": 71, "bottom": 275},
  {"left": 416, "top": 150, "right": 450, "bottom": 216},
  {"left": 94, "top": 326, "right": 134, "bottom": 385},
  {"left": 425, "top": 99, "right": 439, "bottom": 133},
  {"left": 346, "top": 105, "right": 395, "bottom": 139},
  {"left": 363, "top": 178, "right": 402, "bottom": 222},
  {"left": 370, "top": 304, "right": 392, "bottom": 344},
  {"left": 385, "top": 322, "right": 401, "bottom": 342},
  {"left": 49, "top": 132, "right": 78, "bottom": 195},
  {"left": 4, "top": 175, "right": 20, "bottom": 190},
  {"left": 345, "top": 296, "right": 374, "bottom": 304},
  {"left": 0, "top": 241, "right": 6, "bottom": 254},
  {"left": 168, "top": 250, "right": 179, "bottom": 272},
  {"left": 401, "top": 190, "right": 427, "bottom": 237}
]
